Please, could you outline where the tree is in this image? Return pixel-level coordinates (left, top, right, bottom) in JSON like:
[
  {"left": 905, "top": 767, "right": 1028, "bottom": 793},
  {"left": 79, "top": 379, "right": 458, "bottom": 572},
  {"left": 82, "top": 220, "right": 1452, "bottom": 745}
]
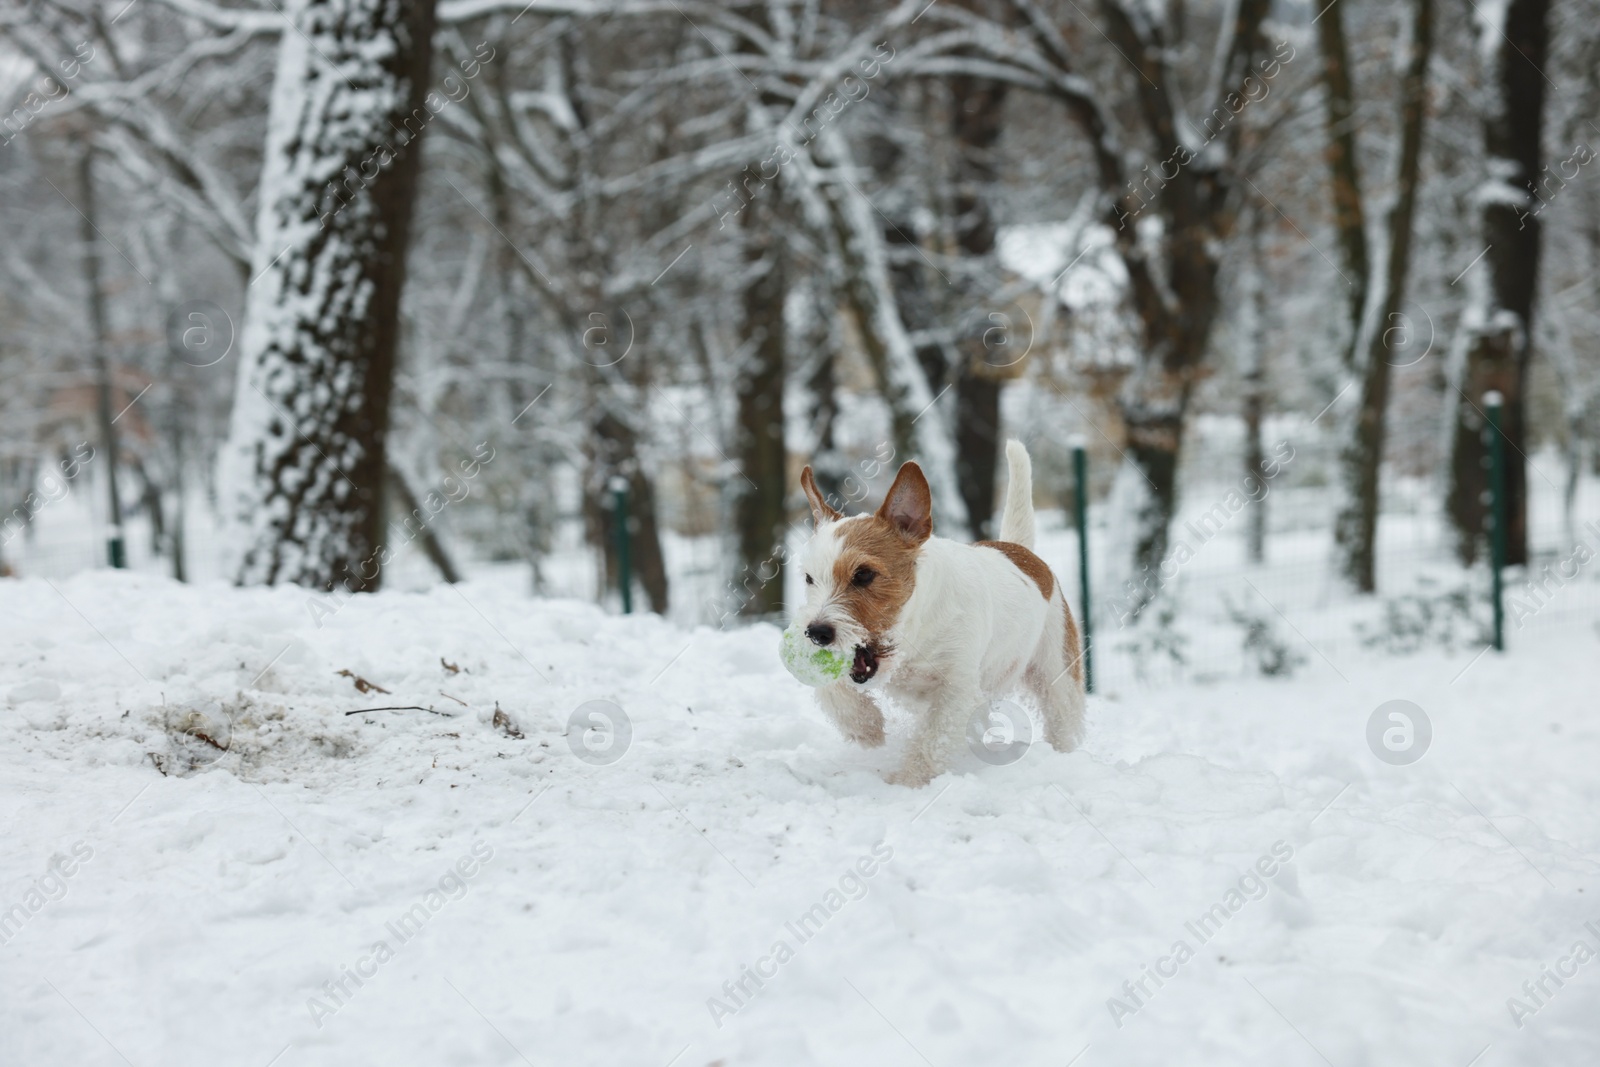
[
  {"left": 1444, "top": 0, "right": 1549, "bottom": 567},
  {"left": 948, "top": 72, "right": 1009, "bottom": 540},
  {"left": 901, "top": 0, "right": 1280, "bottom": 601},
  {"left": 224, "top": 0, "right": 437, "bottom": 589},
  {"left": 1322, "top": 0, "right": 1435, "bottom": 590},
  {"left": 77, "top": 148, "right": 128, "bottom": 569},
  {"left": 821, "top": 125, "right": 971, "bottom": 535},
  {"left": 732, "top": 187, "right": 788, "bottom": 617}
]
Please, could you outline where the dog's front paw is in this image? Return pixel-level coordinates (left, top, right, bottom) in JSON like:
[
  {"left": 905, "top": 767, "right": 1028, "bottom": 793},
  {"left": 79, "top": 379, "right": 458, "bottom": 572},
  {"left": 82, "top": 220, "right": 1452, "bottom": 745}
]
[
  {"left": 842, "top": 720, "right": 885, "bottom": 748},
  {"left": 818, "top": 683, "right": 885, "bottom": 748},
  {"left": 885, "top": 763, "right": 936, "bottom": 788}
]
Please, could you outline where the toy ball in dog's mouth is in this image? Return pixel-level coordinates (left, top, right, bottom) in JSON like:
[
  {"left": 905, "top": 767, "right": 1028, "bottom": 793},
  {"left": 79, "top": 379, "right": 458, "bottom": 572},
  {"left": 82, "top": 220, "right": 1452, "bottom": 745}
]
[
  {"left": 779, "top": 625, "right": 848, "bottom": 687},
  {"left": 778, "top": 626, "right": 881, "bottom": 687}
]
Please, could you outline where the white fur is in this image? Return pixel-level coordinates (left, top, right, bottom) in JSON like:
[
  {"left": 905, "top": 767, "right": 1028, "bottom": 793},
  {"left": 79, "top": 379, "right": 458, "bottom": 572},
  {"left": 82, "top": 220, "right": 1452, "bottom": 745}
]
[
  {"left": 794, "top": 441, "right": 1086, "bottom": 786},
  {"left": 999, "top": 439, "right": 1035, "bottom": 548}
]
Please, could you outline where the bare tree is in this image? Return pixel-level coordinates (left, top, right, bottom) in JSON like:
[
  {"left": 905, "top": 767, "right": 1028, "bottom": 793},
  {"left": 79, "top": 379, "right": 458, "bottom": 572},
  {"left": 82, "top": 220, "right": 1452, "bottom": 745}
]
[
  {"left": 1320, "top": 0, "right": 1435, "bottom": 590},
  {"left": 899, "top": 0, "right": 1280, "bottom": 601}
]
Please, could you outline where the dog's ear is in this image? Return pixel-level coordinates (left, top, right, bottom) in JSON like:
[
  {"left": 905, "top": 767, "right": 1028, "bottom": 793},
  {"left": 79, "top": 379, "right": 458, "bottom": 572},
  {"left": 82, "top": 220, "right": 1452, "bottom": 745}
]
[
  {"left": 876, "top": 462, "right": 932, "bottom": 544},
  {"left": 800, "top": 465, "right": 842, "bottom": 525}
]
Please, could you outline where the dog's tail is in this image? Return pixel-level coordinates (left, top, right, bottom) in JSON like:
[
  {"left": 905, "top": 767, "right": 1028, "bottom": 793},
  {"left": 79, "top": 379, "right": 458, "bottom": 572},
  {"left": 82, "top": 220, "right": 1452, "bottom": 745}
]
[{"left": 998, "top": 440, "right": 1035, "bottom": 549}]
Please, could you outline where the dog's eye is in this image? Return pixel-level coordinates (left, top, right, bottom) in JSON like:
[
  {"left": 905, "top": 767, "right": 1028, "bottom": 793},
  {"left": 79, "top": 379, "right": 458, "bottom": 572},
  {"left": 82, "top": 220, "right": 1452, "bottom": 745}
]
[
  {"left": 851, "top": 567, "right": 876, "bottom": 587},
  {"left": 804, "top": 573, "right": 814, "bottom": 586}
]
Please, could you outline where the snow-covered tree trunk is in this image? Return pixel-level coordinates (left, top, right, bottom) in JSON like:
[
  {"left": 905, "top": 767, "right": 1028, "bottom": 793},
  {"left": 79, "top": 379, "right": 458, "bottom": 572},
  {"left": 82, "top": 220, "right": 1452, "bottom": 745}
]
[
  {"left": 1314, "top": 0, "right": 1370, "bottom": 364},
  {"left": 1445, "top": 0, "right": 1548, "bottom": 567},
  {"left": 223, "top": 0, "right": 436, "bottom": 589},
  {"left": 820, "top": 129, "right": 969, "bottom": 535},
  {"left": 1331, "top": 0, "right": 1433, "bottom": 591}
]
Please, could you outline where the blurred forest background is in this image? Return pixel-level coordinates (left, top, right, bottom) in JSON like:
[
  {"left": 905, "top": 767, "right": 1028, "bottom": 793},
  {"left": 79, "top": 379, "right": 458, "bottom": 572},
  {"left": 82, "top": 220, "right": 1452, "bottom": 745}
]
[{"left": 2, "top": 0, "right": 1599, "bottom": 683}]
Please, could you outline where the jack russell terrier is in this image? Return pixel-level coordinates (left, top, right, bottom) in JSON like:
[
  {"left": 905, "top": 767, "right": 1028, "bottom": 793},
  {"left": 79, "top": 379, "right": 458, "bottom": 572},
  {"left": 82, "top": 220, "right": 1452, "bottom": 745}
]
[{"left": 795, "top": 440, "right": 1086, "bottom": 786}]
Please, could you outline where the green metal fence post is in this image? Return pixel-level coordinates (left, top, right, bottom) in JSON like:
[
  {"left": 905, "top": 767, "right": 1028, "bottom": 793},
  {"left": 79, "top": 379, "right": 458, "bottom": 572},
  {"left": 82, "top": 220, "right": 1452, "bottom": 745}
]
[
  {"left": 1072, "top": 438, "right": 1094, "bottom": 693},
  {"left": 610, "top": 476, "right": 633, "bottom": 615},
  {"left": 1485, "top": 391, "right": 1506, "bottom": 652}
]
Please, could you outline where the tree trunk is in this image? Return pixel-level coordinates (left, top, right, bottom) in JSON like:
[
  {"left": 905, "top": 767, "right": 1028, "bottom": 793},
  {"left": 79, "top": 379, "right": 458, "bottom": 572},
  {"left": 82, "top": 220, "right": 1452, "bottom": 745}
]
[
  {"left": 385, "top": 461, "right": 463, "bottom": 583},
  {"left": 1445, "top": 0, "right": 1547, "bottom": 566},
  {"left": 169, "top": 432, "right": 188, "bottom": 584},
  {"left": 819, "top": 129, "right": 969, "bottom": 534},
  {"left": 1314, "top": 0, "right": 1370, "bottom": 360},
  {"left": 1242, "top": 210, "right": 1269, "bottom": 564},
  {"left": 1085, "top": 0, "right": 1271, "bottom": 611},
  {"left": 224, "top": 0, "right": 437, "bottom": 590},
  {"left": 733, "top": 192, "right": 788, "bottom": 618},
  {"left": 881, "top": 225, "right": 947, "bottom": 396},
  {"left": 1243, "top": 388, "right": 1266, "bottom": 564},
  {"left": 953, "top": 376, "right": 1002, "bottom": 538},
  {"left": 79, "top": 149, "right": 126, "bottom": 570},
  {"left": 861, "top": 124, "right": 955, "bottom": 500},
  {"left": 132, "top": 457, "right": 166, "bottom": 557},
  {"left": 801, "top": 282, "right": 847, "bottom": 508},
  {"left": 1120, "top": 402, "right": 1187, "bottom": 583},
  {"left": 949, "top": 73, "right": 1008, "bottom": 540},
  {"left": 1332, "top": 0, "right": 1433, "bottom": 591}
]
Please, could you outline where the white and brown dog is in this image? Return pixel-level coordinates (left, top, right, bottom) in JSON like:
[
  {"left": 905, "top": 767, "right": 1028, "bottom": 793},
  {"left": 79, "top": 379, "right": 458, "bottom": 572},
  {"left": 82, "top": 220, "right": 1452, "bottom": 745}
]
[{"left": 795, "top": 440, "right": 1086, "bottom": 786}]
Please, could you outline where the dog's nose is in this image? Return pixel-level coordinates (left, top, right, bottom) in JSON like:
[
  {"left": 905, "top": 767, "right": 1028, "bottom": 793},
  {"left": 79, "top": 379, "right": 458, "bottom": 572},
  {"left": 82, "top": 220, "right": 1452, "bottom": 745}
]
[{"left": 805, "top": 622, "right": 835, "bottom": 647}]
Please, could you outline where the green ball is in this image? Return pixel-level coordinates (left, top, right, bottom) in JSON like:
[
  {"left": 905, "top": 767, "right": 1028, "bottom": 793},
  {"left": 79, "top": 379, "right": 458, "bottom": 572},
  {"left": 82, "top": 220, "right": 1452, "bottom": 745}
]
[{"left": 779, "top": 624, "right": 849, "bottom": 687}]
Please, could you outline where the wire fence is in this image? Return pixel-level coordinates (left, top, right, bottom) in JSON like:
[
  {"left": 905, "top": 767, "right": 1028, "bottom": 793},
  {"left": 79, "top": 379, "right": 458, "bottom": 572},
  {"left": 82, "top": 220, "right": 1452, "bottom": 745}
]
[{"left": 1048, "top": 439, "right": 1598, "bottom": 694}]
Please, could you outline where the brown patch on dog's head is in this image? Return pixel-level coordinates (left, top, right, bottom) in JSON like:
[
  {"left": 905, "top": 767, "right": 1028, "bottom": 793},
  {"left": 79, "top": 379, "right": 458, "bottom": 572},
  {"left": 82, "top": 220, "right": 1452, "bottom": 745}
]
[
  {"left": 800, "top": 465, "right": 842, "bottom": 525},
  {"left": 825, "top": 462, "right": 933, "bottom": 655}
]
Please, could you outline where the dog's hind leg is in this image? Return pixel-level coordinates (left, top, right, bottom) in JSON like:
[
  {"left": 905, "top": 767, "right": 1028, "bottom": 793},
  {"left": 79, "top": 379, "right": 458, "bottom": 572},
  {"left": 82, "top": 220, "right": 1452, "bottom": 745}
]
[
  {"left": 1026, "top": 593, "right": 1087, "bottom": 753},
  {"left": 816, "top": 682, "right": 885, "bottom": 747}
]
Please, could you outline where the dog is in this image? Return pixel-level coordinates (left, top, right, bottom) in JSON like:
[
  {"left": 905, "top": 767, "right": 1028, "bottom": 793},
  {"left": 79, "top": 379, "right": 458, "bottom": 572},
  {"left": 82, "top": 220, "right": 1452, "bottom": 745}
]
[{"left": 794, "top": 440, "right": 1086, "bottom": 786}]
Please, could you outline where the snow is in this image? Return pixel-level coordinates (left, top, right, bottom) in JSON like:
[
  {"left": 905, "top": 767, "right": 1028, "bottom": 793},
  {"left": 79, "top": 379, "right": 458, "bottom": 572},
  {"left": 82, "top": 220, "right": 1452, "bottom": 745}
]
[
  {"left": 1471, "top": 0, "right": 1511, "bottom": 62},
  {"left": 4, "top": 572, "right": 1599, "bottom": 1065}
]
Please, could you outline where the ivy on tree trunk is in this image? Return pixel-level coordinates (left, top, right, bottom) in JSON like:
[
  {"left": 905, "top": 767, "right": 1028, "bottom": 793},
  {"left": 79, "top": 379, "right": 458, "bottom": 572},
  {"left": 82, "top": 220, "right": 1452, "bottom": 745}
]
[{"left": 225, "top": 0, "right": 437, "bottom": 590}]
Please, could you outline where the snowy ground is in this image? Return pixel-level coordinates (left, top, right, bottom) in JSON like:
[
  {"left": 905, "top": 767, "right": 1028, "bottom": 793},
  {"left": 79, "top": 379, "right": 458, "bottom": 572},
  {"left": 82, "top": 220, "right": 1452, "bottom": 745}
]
[{"left": 4, "top": 572, "right": 1599, "bottom": 1066}]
